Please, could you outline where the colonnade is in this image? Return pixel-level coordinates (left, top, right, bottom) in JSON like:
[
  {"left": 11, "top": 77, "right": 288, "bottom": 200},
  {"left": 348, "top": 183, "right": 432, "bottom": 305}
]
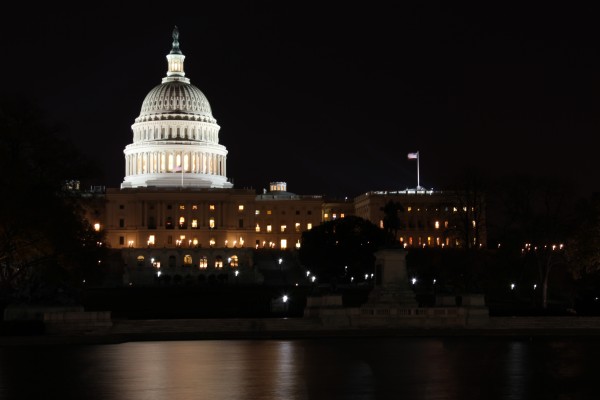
[{"left": 125, "top": 151, "right": 226, "bottom": 176}]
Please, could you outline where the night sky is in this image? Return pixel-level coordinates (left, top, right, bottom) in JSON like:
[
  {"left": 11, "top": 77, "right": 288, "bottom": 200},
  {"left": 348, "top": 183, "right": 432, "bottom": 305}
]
[{"left": 2, "top": 2, "right": 600, "bottom": 198}]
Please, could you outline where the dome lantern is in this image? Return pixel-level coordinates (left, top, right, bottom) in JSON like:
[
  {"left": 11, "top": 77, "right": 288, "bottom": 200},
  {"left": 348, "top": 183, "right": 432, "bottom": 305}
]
[{"left": 165, "top": 26, "right": 189, "bottom": 83}]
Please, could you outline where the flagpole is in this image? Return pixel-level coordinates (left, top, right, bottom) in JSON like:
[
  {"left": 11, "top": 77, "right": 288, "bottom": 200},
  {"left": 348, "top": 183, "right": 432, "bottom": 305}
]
[{"left": 417, "top": 151, "right": 420, "bottom": 189}]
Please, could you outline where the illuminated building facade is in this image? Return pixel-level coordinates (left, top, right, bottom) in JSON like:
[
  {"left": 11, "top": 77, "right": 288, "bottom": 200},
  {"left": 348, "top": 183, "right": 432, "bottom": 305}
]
[
  {"left": 93, "top": 28, "right": 485, "bottom": 284},
  {"left": 354, "top": 189, "right": 486, "bottom": 248}
]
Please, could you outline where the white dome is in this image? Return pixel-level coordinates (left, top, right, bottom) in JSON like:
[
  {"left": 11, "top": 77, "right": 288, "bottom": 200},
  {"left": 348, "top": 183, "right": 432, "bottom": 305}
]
[
  {"left": 138, "top": 81, "right": 214, "bottom": 120},
  {"left": 121, "top": 27, "right": 232, "bottom": 190}
]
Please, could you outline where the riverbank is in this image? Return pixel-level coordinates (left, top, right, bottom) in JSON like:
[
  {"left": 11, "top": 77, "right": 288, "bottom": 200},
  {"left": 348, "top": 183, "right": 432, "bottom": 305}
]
[{"left": 3, "top": 315, "right": 600, "bottom": 346}]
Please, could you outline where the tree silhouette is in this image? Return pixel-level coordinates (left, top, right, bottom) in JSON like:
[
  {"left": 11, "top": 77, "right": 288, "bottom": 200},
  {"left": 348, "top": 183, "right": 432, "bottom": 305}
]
[
  {"left": 299, "top": 216, "right": 392, "bottom": 285},
  {"left": 0, "top": 97, "right": 103, "bottom": 304}
]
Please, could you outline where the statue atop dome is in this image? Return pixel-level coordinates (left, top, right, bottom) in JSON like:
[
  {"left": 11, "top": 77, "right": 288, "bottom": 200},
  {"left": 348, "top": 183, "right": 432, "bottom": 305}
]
[{"left": 170, "top": 26, "right": 182, "bottom": 55}]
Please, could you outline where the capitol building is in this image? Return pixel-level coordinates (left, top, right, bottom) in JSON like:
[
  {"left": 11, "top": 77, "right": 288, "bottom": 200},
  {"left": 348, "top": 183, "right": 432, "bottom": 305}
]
[{"left": 93, "top": 28, "right": 485, "bottom": 284}]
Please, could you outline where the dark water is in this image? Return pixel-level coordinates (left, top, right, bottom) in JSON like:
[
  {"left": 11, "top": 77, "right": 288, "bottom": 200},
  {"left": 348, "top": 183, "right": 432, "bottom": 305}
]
[{"left": 0, "top": 337, "right": 598, "bottom": 399}]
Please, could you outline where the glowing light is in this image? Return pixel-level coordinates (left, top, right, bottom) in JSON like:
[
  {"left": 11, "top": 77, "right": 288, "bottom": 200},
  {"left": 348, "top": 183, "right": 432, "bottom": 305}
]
[
  {"left": 311, "top": 276, "right": 316, "bottom": 282},
  {"left": 510, "top": 283, "right": 515, "bottom": 290},
  {"left": 235, "top": 270, "right": 239, "bottom": 277},
  {"left": 282, "top": 295, "right": 288, "bottom": 303},
  {"left": 93, "top": 223, "right": 101, "bottom": 232},
  {"left": 411, "top": 277, "right": 417, "bottom": 285},
  {"left": 278, "top": 258, "right": 283, "bottom": 265}
]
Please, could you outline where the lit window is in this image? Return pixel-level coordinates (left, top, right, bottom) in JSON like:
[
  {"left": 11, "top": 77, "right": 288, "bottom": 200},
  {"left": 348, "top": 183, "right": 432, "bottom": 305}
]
[
  {"left": 340, "top": 213, "right": 345, "bottom": 218},
  {"left": 444, "top": 221, "right": 449, "bottom": 228},
  {"left": 281, "top": 225, "right": 287, "bottom": 232},
  {"left": 215, "top": 257, "right": 223, "bottom": 268},
  {"left": 210, "top": 204, "right": 215, "bottom": 211},
  {"left": 267, "top": 210, "right": 272, "bottom": 215},
  {"left": 453, "top": 207, "right": 458, "bottom": 212},
  {"left": 296, "top": 240, "right": 301, "bottom": 249},
  {"left": 295, "top": 222, "right": 301, "bottom": 232},
  {"left": 324, "top": 213, "right": 329, "bottom": 219},
  {"left": 192, "top": 238, "right": 198, "bottom": 246},
  {"left": 427, "top": 236, "right": 432, "bottom": 245},
  {"left": 209, "top": 218, "right": 215, "bottom": 229},
  {"left": 148, "top": 235, "right": 155, "bottom": 245},
  {"left": 184, "top": 255, "right": 192, "bottom": 265},
  {"left": 192, "top": 205, "right": 198, "bottom": 210},
  {"left": 179, "top": 204, "right": 185, "bottom": 210},
  {"left": 238, "top": 205, "right": 244, "bottom": 211},
  {"left": 333, "top": 213, "right": 337, "bottom": 219},
  {"left": 280, "top": 239, "right": 287, "bottom": 249},
  {"left": 255, "top": 224, "right": 260, "bottom": 232},
  {"left": 435, "top": 221, "right": 440, "bottom": 229},
  {"left": 307, "top": 223, "right": 313, "bottom": 230},
  {"left": 436, "top": 237, "right": 441, "bottom": 246},
  {"left": 199, "top": 256, "right": 208, "bottom": 269},
  {"left": 255, "top": 210, "right": 260, "bottom": 215},
  {"left": 93, "top": 223, "right": 101, "bottom": 232},
  {"left": 267, "top": 225, "right": 272, "bottom": 233},
  {"left": 407, "top": 207, "right": 412, "bottom": 212},
  {"left": 209, "top": 238, "right": 215, "bottom": 247},
  {"left": 472, "top": 220, "right": 477, "bottom": 228},
  {"left": 191, "top": 219, "right": 198, "bottom": 228},
  {"left": 230, "top": 255, "right": 239, "bottom": 267},
  {"left": 136, "top": 255, "right": 145, "bottom": 266},
  {"left": 179, "top": 216, "right": 185, "bottom": 225},
  {"left": 379, "top": 220, "right": 384, "bottom": 229}
]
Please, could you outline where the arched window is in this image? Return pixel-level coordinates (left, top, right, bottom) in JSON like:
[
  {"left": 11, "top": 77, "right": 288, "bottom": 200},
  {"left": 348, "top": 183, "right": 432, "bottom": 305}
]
[
  {"left": 183, "top": 255, "right": 192, "bottom": 265},
  {"left": 215, "top": 256, "right": 223, "bottom": 268},
  {"left": 230, "top": 255, "right": 238, "bottom": 267},
  {"left": 136, "top": 255, "right": 145, "bottom": 267}
]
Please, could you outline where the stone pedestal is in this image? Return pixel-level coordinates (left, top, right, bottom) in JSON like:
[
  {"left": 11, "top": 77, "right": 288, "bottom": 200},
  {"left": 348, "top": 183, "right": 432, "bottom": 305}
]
[{"left": 365, "top": 248, "right": 417, "bottom": 307}]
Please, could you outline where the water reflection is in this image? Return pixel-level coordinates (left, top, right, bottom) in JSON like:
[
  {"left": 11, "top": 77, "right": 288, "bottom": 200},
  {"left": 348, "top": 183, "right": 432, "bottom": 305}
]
[{"left": 0, "top": 337, "right": 599, "bottom": 399}]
